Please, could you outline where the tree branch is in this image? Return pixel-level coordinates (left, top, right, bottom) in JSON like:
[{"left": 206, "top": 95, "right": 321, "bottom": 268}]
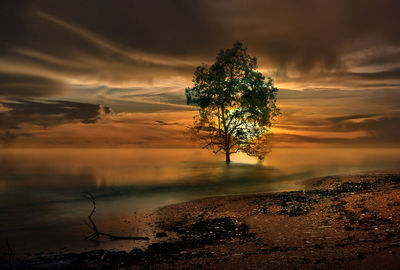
[
  {"left": 82, "top": 192, "right": 149, "bottom": 241},
  {"left": 5, "top": 239, "right": 12, "bottom": 265}
]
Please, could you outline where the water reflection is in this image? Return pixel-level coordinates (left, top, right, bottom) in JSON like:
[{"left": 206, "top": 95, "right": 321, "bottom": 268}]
[{"left": 0, "top": 148, "right": 400, "bottom": 235}]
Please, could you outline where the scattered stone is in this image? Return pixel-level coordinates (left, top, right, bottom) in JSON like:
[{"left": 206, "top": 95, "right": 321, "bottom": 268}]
[
  {"left": 3, "top": 172, "right": 400, "bottom": 269},
  {"left": 174, "top": 217, "right": 253, "bottom": 241},
  {"left": 155, "top": 232, "right": 168, "bottom": 238},
  {"left": 344, "top": 225, "right": 354, "bottom": 231}
]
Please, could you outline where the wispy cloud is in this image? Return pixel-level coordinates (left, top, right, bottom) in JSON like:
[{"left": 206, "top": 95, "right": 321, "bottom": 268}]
[
  {"left": 36, "top": 10, "right": 200, "bottom": 68},
  {"left": 1, "top": 1, "right": 400, "bottom": 148}
]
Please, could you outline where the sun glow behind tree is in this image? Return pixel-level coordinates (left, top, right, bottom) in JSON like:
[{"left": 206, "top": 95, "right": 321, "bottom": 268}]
[{"left": 186, "top": 41, "right": 280, "bottom": 163}]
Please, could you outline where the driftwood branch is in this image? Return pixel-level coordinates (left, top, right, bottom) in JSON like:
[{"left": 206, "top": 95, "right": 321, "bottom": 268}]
[
  {"left": 5, "top": 239, "right": 12, "bottom": 265},
  {"left": 82, "top": 192, "right": 149, "bottom": 241}
]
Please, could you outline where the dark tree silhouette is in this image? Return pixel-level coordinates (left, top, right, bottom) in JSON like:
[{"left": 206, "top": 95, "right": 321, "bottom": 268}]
[{"left": 186, "top": 41, "right": 280, "bottom": 163}]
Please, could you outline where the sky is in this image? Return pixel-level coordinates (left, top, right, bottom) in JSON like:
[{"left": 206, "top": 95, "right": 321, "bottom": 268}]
[{"left": 1, "top": 0, "right": 400, "bottom": 148}]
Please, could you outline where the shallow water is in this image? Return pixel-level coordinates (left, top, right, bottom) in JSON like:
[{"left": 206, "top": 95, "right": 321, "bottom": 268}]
[{"left": 0, "top": 147, "right": 399, "bottom": 255}]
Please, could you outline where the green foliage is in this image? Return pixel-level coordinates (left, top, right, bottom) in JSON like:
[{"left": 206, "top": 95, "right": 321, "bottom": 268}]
[{"left": 186, "top": 41, "right": 280, "bottom": 162}]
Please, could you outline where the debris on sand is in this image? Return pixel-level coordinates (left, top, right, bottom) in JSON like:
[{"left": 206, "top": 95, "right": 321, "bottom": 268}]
[{"left": 3, "top": 171, "right": 400, "bottom": 269}]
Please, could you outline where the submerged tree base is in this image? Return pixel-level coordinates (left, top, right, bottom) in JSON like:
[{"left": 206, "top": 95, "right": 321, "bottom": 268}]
[{"left": 225, "top": 153, "right": 230, "bottom": 163}]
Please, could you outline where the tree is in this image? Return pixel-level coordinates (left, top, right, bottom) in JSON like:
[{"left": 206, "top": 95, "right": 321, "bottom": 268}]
[{"left": 185, "top": 41, "right": 280, "bottom": 163}]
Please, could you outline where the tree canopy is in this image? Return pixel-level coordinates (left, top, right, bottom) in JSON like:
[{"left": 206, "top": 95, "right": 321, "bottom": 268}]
[{"left": 185, "top": 41, "right": 280, "bottom": 163}]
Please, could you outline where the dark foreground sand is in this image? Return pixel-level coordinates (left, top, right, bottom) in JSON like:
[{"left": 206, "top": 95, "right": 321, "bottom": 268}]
[{"left": 2, "top": 170, "right": 400, "bottom": 269}]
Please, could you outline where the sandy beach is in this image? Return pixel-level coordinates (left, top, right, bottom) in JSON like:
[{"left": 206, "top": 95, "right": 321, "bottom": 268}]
[{"left": 2, "top": 170, "right": 400, "bottom": 269}]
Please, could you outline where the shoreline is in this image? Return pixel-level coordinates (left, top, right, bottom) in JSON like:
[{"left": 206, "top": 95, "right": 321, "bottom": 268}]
[{"left": 2, "top": 169, "right": 400, "bottom": 269}]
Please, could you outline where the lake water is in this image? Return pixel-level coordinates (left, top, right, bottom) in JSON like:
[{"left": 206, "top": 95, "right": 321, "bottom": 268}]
[{"left": 1, "top": 147, "right": 400, "bottom": 255}]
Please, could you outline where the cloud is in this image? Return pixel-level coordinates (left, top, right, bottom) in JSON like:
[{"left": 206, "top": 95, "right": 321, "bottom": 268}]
[
  {"left": 153, "top": 120, "right": 179, "bottom": 126},
  {"left": 327, "top": 114, "right": 380, "bottom": 124},
  {"left": 0, "top": 74, "right": 68, "bottom": 96},
  {"left": 0, "top": 130, "right": 18, "bottom": 145},
  {"left": 0, "top": 103, "right": 11, "bottom": 112},
  {"left": 0, "top": 99, "right": 111, "bottom": 130},
  {"left": 346, "top": 68, "right": 400, "bottom": 81},
  {"left": 277, "top": 88, "right": 400, "bottom": 118},
  {"left": 1, "top": 0, "right": 400, "bottom": 101},
  {"left": 271, "top": 87, "right": 400, "bottom": 147},
  {"left": 35, "top": 10, "right": 200, "bottom": 69},
  {"left": 272, "top": 115, "right": 400, "bottom": 147},
  {"left": 0, "top": 1, "right": 400, "bottom": 148},
  {"left": 356, "top": 49, "right": 400, "bottom": 68},
  {"left": 334, "top": 116, "right": 400, "bottom": 142}
]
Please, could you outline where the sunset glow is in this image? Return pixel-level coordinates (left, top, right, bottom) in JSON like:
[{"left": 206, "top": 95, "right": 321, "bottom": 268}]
[
  {"left": 1, "top": 1, "right": 400, "bottom": 268},
  {"left": 1, "top": 1, "right": 399, "bottom": 150}
]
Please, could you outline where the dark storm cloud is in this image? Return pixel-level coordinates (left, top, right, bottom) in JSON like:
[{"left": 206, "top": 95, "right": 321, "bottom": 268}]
[
  {"left": 274, "top": 114, "right": 400, "bottom": 147},
  {"left": 153, "top": 120, "right": 179, "bottom": 126},
  {"left": 120, "top": 92, "right": 187, "bottom": 106},
  {"left": 279, "top": 113, "right": 382, "bottom": 131},
  {"left": 1, "top": 0, "right": 210, "bottom": 97},
  {"left": 276, "top": 111, "right": 400, "bottom": 146},
  {"left": 0, "top": 74, "right": 68, "bottom": 96},
  {"left": 327, "top": 114, "right": 380, "bottom": 124},
  {"left": 346, "top": 68, "right": 400, "bottom": 81},
  {"left": 306, "top": 113, "right": 400, "bottom": 143},
  {"left": 334, "top": 116, "right": 400, "bottom": 142},
  {"left": 232, "top": 0, "right": 400, "bottom": 71},
  {"left": 279, "top": 88, "right": 400, "bottom": 105},
  {"left": 33, "top": 0, "right": 228, "bottom": 57},
  {"left": 274, "top": 87, "right": 400, "bottom": 146},
  {"left": 1, "top": 0, "right": 400, "bottom": 100},
  {"left": 278, "top": 89, "right": 358, "bottom": 99},
  {"left": 95, "top": 98, "right": 189, "bottom": 113},
  {"left": 0, "top": 99, "right": 110, "bottom": 130},
  {"left": 31, "top": 0, "right": 399, "bottom": 69},
  {"left": 357, "top": 51, "right": 400, "bottom": 67},
  {"left": 0, "top": 0, "right": 400, "bottom": 148},
  {"left": 0, "top": 1, "right": 31, "bottom": 53}
]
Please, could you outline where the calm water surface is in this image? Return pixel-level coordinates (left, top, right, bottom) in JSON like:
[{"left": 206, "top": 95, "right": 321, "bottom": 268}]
[{"left": 0, "top": 147, "right": 399, "bottom": 254}]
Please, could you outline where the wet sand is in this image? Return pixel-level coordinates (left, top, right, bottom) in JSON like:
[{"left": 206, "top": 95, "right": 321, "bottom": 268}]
[{"left": 2, "top": 170, "right": 400, "bottom": 269}]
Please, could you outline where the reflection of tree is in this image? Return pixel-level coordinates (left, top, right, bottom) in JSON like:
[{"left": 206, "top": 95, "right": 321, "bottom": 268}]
[{"left": 186, "top": 41, "right": 280, "bottom": 163}]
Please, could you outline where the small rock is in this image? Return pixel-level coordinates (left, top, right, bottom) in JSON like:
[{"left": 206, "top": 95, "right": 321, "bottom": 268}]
[
  {"left": 156, "top": 232, "right": 168, "bottom": 238},
  {"left": 344, "top": 225, "right": 354, "bottom": 231}
]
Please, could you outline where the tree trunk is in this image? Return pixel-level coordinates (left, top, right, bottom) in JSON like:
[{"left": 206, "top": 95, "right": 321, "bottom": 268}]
[{"left": 225, "top": 152, "right": 231, "bottom": 163}]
